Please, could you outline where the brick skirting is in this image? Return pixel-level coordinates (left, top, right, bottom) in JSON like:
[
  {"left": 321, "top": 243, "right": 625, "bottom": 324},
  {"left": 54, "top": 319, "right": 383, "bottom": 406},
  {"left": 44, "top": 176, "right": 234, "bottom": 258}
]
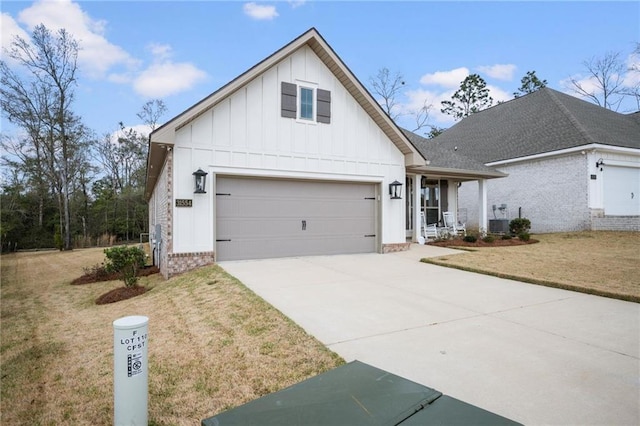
[
  {"left": 592, "top": 216, "right": 640, "bottom": 231},
  {"left": 382, "top": 242, "right": 411, "bottom": 253},
  {"left": 166, "top": 251, "right": 215, "bottom": 278}
]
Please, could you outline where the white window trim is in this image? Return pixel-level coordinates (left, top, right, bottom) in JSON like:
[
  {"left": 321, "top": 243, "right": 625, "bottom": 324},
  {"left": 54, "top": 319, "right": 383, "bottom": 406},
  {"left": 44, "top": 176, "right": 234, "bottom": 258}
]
[{"left": 296, "top": 80, "right": 318, "bottom": 124}]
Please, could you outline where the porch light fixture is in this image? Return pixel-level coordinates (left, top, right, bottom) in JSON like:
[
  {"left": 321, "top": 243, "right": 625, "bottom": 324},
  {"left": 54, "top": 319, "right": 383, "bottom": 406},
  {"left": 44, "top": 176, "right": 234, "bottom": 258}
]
[
  {"left": 596, "top": 158, "right": 605, "bottom": 171},
  {"left": 389, "top": 180, "right": 403, "bottom": 199},
  {"left": 193, "top": 168, "right": 208, "bottom": 194}
]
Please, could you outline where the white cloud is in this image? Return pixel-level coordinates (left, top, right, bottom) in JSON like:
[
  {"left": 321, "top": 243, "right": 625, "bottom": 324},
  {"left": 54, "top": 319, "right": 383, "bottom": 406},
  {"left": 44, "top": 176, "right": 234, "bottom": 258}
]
[
  {"left": 148, "top": 43, "right": 173, "bottom": 62},
  {"left": 486, "top": 85, "right": 512, "bottom": 104},
  {"left": 419, "top": 67, "right": 469, "bottom": 88},
  {"left": 401, "top": 88, "right": 458, "bottom": 127},
  {"left": 134, "top": 62, "right": 207, "bottom": 98},
  {"left": 243, "top": 2, "right": 279, "bottom": 20},
  {"left": 108, "top": 124, "right": 154, "bottom": 144},
  {"left": 3, "top": 1, "right": 208, "bottom": 99},
  {"left": 560, "top": 74, "right": 602, "bottom": 97},
  {"left": 624, "top": 51, "right": 640, "bottom": 88},
  {"left": 14, "top": 0, "right": 137, "bottom": 79},
  {"left": 1, "top": 13, "right": 30, "bottom": 54},
  {"left": 288, "top": 0, "right": 307, "bottom": 8},
  {"left": 131, "top": 43, "right": 207, "bottom": 98},
  {"left": 477, "top": 64, "right": 517, "bottom": 81}
]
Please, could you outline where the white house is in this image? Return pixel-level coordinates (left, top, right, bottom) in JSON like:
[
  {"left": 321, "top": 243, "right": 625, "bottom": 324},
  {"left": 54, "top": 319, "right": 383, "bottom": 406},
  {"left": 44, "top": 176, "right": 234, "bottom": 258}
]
[
  {"left": 426, "top": 88, "right": 640, "bottom": 233},
  {"left": 145, "top": 28, "right": 504, "bottom": 278}
]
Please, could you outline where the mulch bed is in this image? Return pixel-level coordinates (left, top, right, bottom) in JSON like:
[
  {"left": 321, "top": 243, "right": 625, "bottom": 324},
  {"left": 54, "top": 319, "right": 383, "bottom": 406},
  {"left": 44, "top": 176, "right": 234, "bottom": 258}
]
[
  {"left": 71, "top": 265, "right": 159, "bottom": 304},
  {"left": 429, "top": 237, "right": 538, "bottom": 248},
  {"left": 71, "top": 265, "right": 159, "bottom": 285},
  {"left": 95, "top": 285, "right": 148, "bottom": 305}
]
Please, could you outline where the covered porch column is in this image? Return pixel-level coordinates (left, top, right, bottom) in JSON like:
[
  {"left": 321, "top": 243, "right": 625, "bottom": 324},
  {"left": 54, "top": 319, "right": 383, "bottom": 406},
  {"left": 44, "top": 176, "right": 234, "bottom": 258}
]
[
  {"left": 412, "top": 174, "right": 422, "bottom": 242},
  {"left": 478, "top": 178, "right": 488, "bottom": 234}
]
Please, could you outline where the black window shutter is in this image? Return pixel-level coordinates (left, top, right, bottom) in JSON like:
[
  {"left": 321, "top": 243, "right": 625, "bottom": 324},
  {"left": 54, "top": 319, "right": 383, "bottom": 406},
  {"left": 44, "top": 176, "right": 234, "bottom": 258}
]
[
  {"left": 317, "top": 89, "right": 331, "bottom": 124},
  {"left": 281, "top": 82, "right": 297, "bottom": 118}
]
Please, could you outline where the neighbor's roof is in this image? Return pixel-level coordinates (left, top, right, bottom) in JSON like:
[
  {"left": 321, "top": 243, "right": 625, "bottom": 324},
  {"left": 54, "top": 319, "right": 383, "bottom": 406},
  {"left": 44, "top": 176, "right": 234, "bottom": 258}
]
[
  {"left": 429, "top": 88, "right": 640, "bottom": 164},
  {"left": 145, "top": 28, "right": 425, "bottom": 199}
]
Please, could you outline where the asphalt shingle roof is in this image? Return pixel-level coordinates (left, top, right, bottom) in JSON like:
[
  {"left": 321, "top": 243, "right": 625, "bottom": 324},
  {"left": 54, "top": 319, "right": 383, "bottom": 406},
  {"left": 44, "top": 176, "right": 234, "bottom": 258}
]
[
  {"left": 402, "top": 129, "right": 503, "bottom": 175},
  {"left": 427, "top": 88, "right": 640, "bottom": 163}
]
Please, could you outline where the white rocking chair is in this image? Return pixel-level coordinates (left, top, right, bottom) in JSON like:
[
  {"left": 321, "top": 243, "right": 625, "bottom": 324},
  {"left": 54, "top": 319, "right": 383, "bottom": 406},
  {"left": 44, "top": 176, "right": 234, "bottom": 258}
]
[
  {"left": 442, "top": 211, "right": 466, "bottom": 236},
  {"left": 421, "top": 212, "right": 439, "bottom": 241}
]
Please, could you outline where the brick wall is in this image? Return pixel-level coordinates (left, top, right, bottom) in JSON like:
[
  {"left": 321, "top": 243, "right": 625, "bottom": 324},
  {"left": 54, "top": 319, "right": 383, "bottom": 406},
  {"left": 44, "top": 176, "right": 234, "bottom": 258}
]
[
  {"left": 382, "top": 242, "right": 411, "bottom": 253},
  {"left": 459, "top": 154, "right": 591, "bottom": 233},
  {"left": 166, "top": 251, "right": 216, "bottom": 278},
  {"left": 148, "top": 150, "right": 172, "bottom": 279},
  {"left": 592, "top": 216, "right": 640, "bottom": 231}
]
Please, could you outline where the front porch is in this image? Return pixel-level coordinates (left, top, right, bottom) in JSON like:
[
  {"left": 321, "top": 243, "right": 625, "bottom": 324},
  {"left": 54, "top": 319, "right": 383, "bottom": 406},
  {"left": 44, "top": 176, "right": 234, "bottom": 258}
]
[{"left": 404, "top": 173, "right": 491, "bottom": 243}]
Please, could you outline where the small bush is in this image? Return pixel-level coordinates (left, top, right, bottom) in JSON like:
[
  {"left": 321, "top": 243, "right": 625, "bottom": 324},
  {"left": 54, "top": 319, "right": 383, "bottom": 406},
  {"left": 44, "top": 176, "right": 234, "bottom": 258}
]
[
  {"left": 104, "top": 246, "right": 146, "bottom": 287},
  {"left": 54, "top": 227, "right": 63, "bottom": 251},
  {"left": 463, "top": 235, "right": 477, "bottom": 243},
  {"left": 82, "top": 263, "right": 110, "bottom": 281},
  {"left": 501, "top": 235, "right": 513, "bottom": 240},
  {"left": 483, "top": 235, "right": 495, "bottom": 243},
  {"left": 510, "top": 218, "right": 531, "bottom": 235},
  {"left": 518, "top": 232, "right": 531, "bottom": 242}
]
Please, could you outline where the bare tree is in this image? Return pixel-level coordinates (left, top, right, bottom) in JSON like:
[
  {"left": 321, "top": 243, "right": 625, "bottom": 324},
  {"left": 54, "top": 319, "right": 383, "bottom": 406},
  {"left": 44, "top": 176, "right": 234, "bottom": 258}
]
[
  {"left": 568, "top": 51, "right": 626, "bottom": 110},
  {"left": 621, "top": 43, "right": 640, "bottom": 110},
  {"left": 409, "top": 100, "right": 433, "bottom": 133},
  {"left": 369, "top": 67, "right": 434, "bottom": 133},
  {"left": 137, "top": 99, "right": 167, "bottom": 131},
  {"left": 369, "top": 67, "right": 405, "bottom": 120},
  {"left": 1, "top": 24, "right": 87, "bottom": 250}
]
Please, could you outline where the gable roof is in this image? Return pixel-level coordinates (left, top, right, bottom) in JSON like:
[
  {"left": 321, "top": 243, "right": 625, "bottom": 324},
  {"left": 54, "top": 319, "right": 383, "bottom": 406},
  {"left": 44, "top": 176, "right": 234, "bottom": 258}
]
[
  {"left": 429, "top": 88, "right": 640, "bottom": 164},
  {"left": 145, "top": 28, "right": 425, "bottom": 199}
]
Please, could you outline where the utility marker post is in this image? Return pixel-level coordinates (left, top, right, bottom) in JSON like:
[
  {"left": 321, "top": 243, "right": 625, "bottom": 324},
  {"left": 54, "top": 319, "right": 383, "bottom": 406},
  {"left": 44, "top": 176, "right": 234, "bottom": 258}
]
[{"left": 113, "top": 316, "right": 148, "bottom": 425}]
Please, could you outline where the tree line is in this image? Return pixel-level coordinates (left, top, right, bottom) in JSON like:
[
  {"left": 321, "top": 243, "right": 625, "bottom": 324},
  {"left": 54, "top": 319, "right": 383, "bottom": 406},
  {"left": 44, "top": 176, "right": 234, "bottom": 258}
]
[{"left": 0, "top": 25, "right": 166, "bottom": 252}]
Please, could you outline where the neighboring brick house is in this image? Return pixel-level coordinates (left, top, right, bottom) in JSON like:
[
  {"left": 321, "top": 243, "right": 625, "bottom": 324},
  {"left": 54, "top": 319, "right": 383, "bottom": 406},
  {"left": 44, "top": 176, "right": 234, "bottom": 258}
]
[{"left": 417, "top": 88, "right": 640, "bottom": 233}]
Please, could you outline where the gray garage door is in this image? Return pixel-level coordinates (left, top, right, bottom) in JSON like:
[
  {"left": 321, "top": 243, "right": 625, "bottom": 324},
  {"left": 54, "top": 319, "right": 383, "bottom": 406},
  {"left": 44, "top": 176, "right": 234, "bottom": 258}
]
[{"left": 216, "top": 177, "right": 377, "bottom": 261}]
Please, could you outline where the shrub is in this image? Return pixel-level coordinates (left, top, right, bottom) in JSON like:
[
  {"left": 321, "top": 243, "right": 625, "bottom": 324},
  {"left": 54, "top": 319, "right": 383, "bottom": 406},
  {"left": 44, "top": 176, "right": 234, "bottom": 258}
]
[
  {"left": 518, "top": 232, "right": 531, "bottom": 242},
  {"left": 501, "top": 235, "right": 512, "bottom": 240},
  {"left": 463, "top": 235, "right": 477, "bottom": 243},
  {"left": 104, "top": 246, "right": 146, "bottom": 287},
  {"left": 482, "top": 235, "right": 495, "bottom": 243},
  {"left": 54, "top": 227, "right": 63, "bottom": 251},
  {"left": 82, "top": 263, "right": 110, "bottom": 281},
  {"left": 509, "top": 218, "right": 531, "bottom": 235}
]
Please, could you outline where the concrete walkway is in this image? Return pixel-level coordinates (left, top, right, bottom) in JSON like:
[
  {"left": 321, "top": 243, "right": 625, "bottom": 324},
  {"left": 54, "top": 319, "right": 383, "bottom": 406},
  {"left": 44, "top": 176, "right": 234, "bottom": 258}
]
[{"left": 219, "top": 245, "right": 640, "bottom": 425}]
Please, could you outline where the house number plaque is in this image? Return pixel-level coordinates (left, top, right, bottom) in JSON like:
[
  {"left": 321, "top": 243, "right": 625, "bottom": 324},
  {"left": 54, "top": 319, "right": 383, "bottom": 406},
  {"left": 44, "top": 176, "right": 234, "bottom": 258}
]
[{"left": 175, "top": 199, "right": 193, "bottom": 207}]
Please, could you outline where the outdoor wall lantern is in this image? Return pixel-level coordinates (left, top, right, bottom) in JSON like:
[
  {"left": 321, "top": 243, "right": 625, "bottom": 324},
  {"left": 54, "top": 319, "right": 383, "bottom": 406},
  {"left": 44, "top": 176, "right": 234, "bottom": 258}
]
[
  {"left": 389, "top": 180, "right": 403, "bottom": 199},
  {"left": 595, "top": 158, "right": 605, "bottom": 171},
  {"left": 193, "top": 168, "right": 208, "bottom": 194}
]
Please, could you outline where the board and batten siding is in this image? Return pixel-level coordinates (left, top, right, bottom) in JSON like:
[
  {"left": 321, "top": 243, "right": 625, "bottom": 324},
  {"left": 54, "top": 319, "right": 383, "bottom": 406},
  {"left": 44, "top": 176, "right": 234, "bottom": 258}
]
[{"left": 169, "top": 45, "right": 406, "bottom": 254}]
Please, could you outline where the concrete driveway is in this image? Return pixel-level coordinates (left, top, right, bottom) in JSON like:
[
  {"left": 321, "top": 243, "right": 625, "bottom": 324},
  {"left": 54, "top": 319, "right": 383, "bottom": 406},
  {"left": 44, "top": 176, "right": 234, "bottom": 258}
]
[{"left": 219, "top": 244, "right": 640, "bottom": 425}]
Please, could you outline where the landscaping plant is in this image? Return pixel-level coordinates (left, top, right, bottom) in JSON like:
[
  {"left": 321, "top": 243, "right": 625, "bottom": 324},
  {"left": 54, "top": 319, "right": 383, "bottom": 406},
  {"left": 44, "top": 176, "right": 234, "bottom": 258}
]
[
  {"left": 509, "top": 218, "right": 531, "bottom": 235},
  {"left": 463, "top": 234, "right": 478, "bottom": 243},
  {"left": 104, "top": 246, "right": 146, "bottom": 287}
]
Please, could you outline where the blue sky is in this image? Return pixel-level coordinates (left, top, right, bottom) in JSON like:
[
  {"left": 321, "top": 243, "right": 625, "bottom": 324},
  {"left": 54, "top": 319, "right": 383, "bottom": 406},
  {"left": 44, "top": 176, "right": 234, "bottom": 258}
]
[{"left": 1, "top": 0, "right": 639, "bottom": 139}]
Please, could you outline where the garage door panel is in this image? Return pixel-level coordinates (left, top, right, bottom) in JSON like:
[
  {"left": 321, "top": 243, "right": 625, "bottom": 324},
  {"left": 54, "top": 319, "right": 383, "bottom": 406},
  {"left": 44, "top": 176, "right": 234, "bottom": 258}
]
[
  {"left": 604, "top": 166, "right": 640, "bottom": 215},
  {"left": 216, "top": 177, "right": 377, "bottom": 261}
]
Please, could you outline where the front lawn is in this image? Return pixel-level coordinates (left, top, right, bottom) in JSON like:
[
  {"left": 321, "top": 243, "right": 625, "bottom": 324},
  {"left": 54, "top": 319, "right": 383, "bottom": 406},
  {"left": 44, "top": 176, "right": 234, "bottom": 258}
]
[
  {"left": 0, "top": 248, "right": 343, "bottom": 425},
  {"left": 423, "top": 231, "right": 640, "bottom": 302}
]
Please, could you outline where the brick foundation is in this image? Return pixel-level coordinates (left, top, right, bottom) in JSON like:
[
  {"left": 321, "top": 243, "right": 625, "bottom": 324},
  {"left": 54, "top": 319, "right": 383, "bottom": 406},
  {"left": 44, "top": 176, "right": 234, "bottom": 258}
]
[
  {"left": 166, "top": 251, "right": 216, "bottom": 278},
  {"left": 382, "top": 242, "right": 411, "bottom": 253},
  {"left": 591, "top": 216, "right": 640, "bottom": 231}
]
